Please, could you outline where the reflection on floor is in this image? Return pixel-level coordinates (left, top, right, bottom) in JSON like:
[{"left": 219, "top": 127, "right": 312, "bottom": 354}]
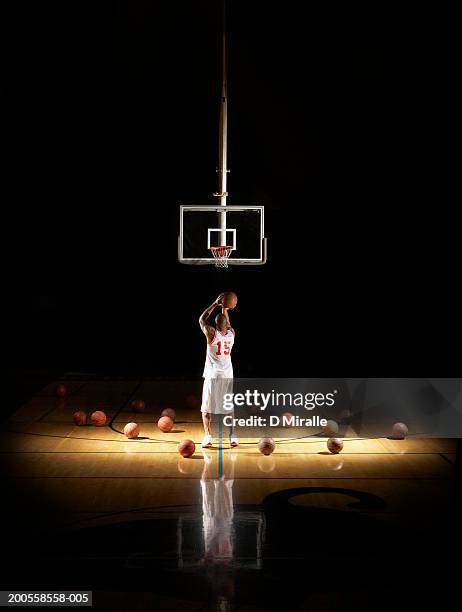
[{"left": 1, "top": 376, "right": 459, "bottom": 610}]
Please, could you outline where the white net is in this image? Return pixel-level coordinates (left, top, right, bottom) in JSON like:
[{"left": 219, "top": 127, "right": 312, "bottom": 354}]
[{"left": 210, "top": 246, "right": 232, "bottom": 268}]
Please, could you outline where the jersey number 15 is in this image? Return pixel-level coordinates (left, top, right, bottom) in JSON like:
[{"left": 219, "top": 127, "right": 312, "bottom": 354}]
[{"left": 216, "top": 341, "right": 231, "bottom": 356}]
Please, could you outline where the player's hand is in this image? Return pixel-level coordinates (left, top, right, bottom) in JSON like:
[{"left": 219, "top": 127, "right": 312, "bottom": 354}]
[{"left": 216, "top": 293, "right": 224, "bottom": 305}]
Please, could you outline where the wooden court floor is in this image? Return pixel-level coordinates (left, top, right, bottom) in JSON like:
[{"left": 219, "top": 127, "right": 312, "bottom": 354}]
[
  {"left": 1, "top": 375, "right": 460, "bottom": 610},
  {"left": 1, "top": 376, "right": 456, "bottom": 531}
]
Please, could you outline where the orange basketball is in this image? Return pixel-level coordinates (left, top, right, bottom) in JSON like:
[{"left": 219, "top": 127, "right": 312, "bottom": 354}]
[
  {"left": 178, "top": 439, "right": 195, "bottom": 458},
  {"left": 131, "top": 399, "right": 146, "bottom": 413},
  {"left": 91, "top": 410, "right": 107, "bottom": 426},
  {"left": 258, "top": 437, "right": 275, "bottom": 455},
  {"left": 157, "top": 415, "right": 174, "bottom": 432},
  {"left": 55, "top": 384, "right": 67, "bottom": 398},
  {"left": 124, "top": 422, "right": 140, "bottom": 439},
  {"left": 392, "top": 422, "right": 408, "bottom": 439},
  {"left": 73, "top": 411, "right": 87, "bottom": 426},
  {"left": 327, "top": 438, "right": 344, "bottom": 454},
  {"left": 161, "top": 407, "right": 176, "bottom": 421},
  {"left": 222, "top": 291, "right": 238, "bottom": 309}
]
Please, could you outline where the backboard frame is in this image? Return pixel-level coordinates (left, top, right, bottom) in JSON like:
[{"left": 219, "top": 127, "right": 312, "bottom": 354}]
[
  {"left": 207, "top": 228, "right": 236, "bottom": 250},
  {"left": 178, "top": 205, "right": 267, "bottom": 265}
]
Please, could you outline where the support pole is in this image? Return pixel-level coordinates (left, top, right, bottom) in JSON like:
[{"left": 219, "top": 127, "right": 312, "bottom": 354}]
[{"left": 214, "top": 0, "right": 228, "bottom": 246}]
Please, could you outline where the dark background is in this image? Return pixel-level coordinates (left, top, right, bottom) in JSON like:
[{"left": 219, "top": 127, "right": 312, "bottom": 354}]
[{"left": 3, "top": 1, "right": 458, "bottom": 400}]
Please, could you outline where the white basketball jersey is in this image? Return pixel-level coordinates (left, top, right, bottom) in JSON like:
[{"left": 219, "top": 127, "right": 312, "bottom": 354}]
[{"left": 203, "top": 328, "right": 234, "bottom": 378}]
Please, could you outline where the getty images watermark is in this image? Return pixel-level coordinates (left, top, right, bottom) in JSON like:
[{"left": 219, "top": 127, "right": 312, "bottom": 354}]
[
  {"left": 207, "top": 378, "right": 462, "bottom": 437},
  {"left": 220, "top": 389, "right": 338, "bottom": 428}
]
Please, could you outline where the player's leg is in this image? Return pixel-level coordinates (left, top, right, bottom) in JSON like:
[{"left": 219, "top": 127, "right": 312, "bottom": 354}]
[
  {"left": 202, "top": 411, "right": 212, "bottom": 435},
  {"left": 229, "top": 427, "right": 238, "bottom": 447},
  {"left": 228, "top": 410, "right": 238, "bottom": 447},
  {"left": 201, "top": 415, "right": 212, "bottom": 448},
  {"left": 201, "top": 377, "right": 213, "bottom": 448},
  {"left": 224, "top": 376, "right": 238, "bottom": 447}
]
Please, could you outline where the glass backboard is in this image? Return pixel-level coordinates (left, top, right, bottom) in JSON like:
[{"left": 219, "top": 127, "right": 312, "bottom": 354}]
[{"left": 178, "top": 205, "right": 267, "bottom": 265}]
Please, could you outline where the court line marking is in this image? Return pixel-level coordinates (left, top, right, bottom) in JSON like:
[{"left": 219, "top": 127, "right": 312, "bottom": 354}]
[
  {"left": 0, "top": 451, "right": 455, "bottom": 456},
  {"left": 4, "top": 476, "right": 454, "bottom": 480},
  {"left": 439, "top": 453, "right": 456, "bottom": 465},
  {"left": 35, "top": 383, "right": 86, "bottom": 422},
  {"left": 108, "top": 380, "right": 145, "bottom": 434},
  {"left": 4, "top": 428, "right": 455, "bottom": 450},
  {"left": 218, "top": 417, "right": 223, "bottom": 477}
]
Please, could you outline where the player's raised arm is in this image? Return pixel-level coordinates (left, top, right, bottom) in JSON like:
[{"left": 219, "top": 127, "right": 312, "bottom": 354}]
[
  {"left": 198, "top": 301, "right": 217, "bottom": 329},
  {"left": 222, "top": 304, "right": 233, "bottom": 333},
  {"left": 199, "top": 295, "right": 222, "bottom": 339}
]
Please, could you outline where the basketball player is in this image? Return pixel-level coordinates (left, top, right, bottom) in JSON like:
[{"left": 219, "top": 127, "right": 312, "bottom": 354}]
[{"left": 199, "top": 293, "right": 238, "bottom": 448}]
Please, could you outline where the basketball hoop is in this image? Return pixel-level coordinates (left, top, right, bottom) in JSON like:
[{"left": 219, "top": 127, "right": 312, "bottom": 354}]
[{"left": 209, "top": 245, "right": 232, "bottom": 268}]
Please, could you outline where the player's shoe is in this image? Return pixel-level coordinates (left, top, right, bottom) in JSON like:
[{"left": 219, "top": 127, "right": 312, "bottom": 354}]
[
  {"left": 202, "top": 434, "right": 213, "bottom": 448},
  {"left": 229, "top": 434, "right": 239, "bottom": 447}
]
